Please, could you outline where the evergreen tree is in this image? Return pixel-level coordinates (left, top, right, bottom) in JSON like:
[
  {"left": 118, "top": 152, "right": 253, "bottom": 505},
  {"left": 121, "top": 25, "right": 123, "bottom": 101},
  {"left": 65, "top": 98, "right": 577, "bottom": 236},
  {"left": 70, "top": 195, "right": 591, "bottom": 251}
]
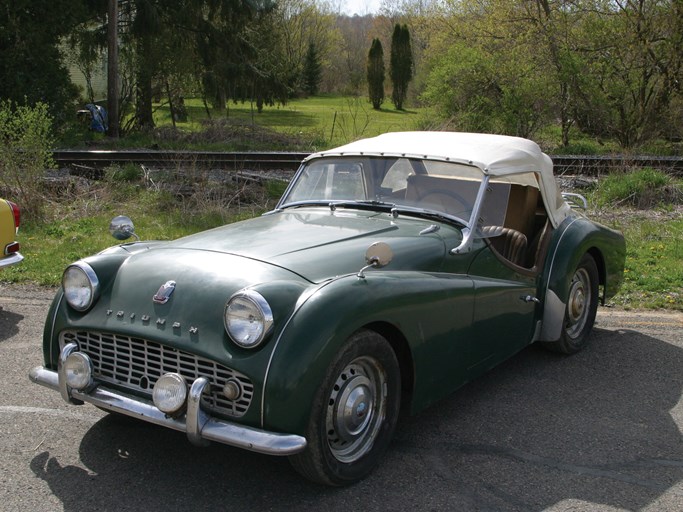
[
  {"left": 367, "top": 39, "right": 385, "bottom": 110},
  {"left": 0, "top": 0, "right": 88, "bottom": 125},
  {"left": 303, "top": 42, "right": 322, "bottom": 96},
  {"left": 390, "top": 24, "right": 413, "bottom": 111}
]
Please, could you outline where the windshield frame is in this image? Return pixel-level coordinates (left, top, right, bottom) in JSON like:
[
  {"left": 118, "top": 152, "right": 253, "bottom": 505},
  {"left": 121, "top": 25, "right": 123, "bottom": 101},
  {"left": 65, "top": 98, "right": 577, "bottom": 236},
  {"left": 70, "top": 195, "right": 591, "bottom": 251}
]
[{"left": 278, "top": 156, "right": 485, "bottom": 217}]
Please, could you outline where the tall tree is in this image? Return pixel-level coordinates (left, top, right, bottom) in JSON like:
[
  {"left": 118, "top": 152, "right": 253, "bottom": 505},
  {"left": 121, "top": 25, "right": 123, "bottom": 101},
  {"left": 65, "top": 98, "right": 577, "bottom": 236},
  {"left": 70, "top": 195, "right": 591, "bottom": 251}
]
[
  {"left": 367, "top": 38, "right": 385, "bottom": 109},
  {"left": 130, "top": 0, "right": 162, "bottom": 130},
  {"left": 0, "top": 0, "right": 88, "bottom": 124},
  {"left": 390, "top": 23, "right": 413, "bottom": 110},
  {"left": 107, "top": 0, "right": 119, "bottom": 137},
  {"left": 276, "top": 0, "right": 336, "bottom": 95},
  {"left": 574, "top": 0, "right": 683, "bottom": 147},
  {"left": 303, "top": 42, "right": 322, "bottom": 96}
]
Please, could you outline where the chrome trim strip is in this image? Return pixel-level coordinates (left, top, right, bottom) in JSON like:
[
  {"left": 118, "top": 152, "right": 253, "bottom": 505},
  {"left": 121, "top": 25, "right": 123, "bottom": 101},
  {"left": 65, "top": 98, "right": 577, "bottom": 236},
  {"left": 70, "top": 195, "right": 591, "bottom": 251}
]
[
  {"left": 49, "top": 291, "right": 65, "bottom": 368},
  {"left": 29, "top": 364, "right": 306, "bottom": 456},
  {"left": 0, "top": 252, "right": 23, "bottom": 268}
]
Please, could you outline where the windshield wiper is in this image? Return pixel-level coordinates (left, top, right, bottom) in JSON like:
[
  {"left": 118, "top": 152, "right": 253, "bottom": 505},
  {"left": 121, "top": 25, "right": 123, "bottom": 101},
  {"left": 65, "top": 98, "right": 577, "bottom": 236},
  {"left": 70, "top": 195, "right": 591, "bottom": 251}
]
[
  {"left": 275, "top": 200, "right": 467, "bottom": 227},
  {"left": 328, "top": 200, "right": 396, "bottom": 212},
  {"left": 389, "top": 205, "right": 468, "bottom": 227},
  {"left": 275, "top": 200, "right": 335, "bottom": 211}
]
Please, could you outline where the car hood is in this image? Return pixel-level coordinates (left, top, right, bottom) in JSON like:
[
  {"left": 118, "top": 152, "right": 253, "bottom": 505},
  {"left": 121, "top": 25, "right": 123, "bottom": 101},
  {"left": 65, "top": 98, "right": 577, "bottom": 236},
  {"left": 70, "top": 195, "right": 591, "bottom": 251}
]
[{"left": 150, "top": 207, "right": 455, "bottom": 283}]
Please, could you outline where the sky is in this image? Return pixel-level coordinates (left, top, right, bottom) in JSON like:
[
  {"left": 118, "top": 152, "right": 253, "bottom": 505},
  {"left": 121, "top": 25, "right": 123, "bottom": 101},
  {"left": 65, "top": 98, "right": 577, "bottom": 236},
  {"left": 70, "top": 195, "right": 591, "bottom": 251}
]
[{"left": 342, "top": 0, "right": 382, "bottom": 16}]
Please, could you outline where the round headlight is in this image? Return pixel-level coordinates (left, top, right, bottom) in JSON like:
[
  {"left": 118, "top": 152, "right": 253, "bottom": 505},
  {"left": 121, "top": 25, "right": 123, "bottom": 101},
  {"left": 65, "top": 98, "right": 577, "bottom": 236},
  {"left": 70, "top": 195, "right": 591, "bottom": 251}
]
[
  {"left": 63, "top": 262, "right": 100, "bottom": 312},
  {"left": 224, "top": 290, "right": 274, "bottom": 349},
  {"left": 153, "top": 373, "right": 188, "bottom": 415},
  {"left": 64, "top": 352, "right": 93, "bottom": 390}
]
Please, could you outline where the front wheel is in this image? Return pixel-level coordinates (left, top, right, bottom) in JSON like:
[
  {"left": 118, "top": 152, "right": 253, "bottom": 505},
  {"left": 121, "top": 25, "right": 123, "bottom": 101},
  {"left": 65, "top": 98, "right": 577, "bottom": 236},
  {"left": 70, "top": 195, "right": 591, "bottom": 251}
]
[
  {"left": 289, "top": 329, "right": 401, "bottom": 486},
  {"left": 547, "top": 253, "right": 599, "bottom": 354}
]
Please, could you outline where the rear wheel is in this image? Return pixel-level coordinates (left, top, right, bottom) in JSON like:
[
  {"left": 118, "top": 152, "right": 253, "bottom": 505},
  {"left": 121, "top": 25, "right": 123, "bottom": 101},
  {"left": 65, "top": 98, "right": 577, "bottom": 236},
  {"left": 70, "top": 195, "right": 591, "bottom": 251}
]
[
  {"left": 289, "top": 329, "right": 400, "bottom": 486},
  {"left": 547, "top": 253, "right": 599, "bottom": 354}
]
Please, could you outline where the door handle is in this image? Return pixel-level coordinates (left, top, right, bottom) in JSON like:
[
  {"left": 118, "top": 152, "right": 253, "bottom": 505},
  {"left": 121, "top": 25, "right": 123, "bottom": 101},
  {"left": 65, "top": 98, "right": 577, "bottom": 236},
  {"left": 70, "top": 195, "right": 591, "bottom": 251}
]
[{"left": 520, "top": 295, "right": 540, "bottom": 304}]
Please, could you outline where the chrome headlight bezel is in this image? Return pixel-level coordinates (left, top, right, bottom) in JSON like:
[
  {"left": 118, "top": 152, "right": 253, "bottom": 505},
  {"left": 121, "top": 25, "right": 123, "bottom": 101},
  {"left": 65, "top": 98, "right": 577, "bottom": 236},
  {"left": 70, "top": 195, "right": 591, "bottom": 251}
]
[
  {"left": 62, "top": 262, "right": 100, "bottom": 312},
  {"left": 224, "top": 289, "right": 274, "bottom": 349}
]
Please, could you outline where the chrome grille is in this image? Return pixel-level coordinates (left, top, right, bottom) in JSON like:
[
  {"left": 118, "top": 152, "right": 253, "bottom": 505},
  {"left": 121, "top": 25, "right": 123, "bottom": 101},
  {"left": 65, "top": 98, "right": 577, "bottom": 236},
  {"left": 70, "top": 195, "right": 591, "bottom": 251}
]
[{"left": 61, "top": 330, "right": 253, "bottom": 417}]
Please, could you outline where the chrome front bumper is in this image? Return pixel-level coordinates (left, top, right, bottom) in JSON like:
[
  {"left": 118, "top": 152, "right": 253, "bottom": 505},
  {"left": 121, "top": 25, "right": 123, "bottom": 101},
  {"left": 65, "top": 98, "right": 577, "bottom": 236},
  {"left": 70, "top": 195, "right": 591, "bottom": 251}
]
[{"left": 29, "top": 350, "right": 306, "bottom": 456}]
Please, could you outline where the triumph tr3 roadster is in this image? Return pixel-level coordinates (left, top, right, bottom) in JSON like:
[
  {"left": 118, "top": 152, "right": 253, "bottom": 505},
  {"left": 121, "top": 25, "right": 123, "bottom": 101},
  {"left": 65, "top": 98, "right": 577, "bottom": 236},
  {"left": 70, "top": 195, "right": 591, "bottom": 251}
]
[{"left": 29, "top": 132, "right": 625, "bottom": 485}]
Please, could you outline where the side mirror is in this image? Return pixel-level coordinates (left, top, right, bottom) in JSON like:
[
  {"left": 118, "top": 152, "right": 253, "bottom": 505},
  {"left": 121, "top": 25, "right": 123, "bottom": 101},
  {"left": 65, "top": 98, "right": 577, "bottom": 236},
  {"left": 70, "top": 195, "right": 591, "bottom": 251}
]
[
  {"left": 109, "top": 215, "right": 138, "bottom": 241},
  {"left": 358, "top": 242, "right": 393, "bottom": 279}
]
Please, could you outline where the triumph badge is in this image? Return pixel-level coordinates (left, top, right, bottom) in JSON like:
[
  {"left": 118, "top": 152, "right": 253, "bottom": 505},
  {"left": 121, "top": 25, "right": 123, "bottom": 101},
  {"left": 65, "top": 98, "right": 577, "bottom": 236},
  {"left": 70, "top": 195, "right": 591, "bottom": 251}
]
[{"left": 153, "top": 280, "right": 176, "bottom": 304}]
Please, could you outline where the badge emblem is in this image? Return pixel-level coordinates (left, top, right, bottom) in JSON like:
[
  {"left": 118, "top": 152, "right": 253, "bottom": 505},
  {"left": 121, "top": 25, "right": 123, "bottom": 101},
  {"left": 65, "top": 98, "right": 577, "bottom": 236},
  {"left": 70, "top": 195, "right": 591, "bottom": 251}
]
[{"left": 153, "top": 280, "right": 176, "bottom": 304}]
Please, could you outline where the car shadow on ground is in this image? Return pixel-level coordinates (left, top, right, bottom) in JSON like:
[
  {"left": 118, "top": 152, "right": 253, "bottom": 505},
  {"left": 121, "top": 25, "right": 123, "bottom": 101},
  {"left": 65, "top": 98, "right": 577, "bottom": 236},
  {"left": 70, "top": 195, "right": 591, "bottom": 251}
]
[
  {"left": 30, "top": 327, "right": 683, "bottom": 511},
  {"left": 0, "top": 307, "right": 22, "bottom": 342}
]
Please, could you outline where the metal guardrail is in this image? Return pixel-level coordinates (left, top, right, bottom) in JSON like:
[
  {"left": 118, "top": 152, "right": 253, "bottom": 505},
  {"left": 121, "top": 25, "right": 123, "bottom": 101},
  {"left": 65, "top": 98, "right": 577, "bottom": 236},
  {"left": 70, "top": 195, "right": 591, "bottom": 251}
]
[{"left": 53, "top": 150, "right": 683, "bottom": 176}]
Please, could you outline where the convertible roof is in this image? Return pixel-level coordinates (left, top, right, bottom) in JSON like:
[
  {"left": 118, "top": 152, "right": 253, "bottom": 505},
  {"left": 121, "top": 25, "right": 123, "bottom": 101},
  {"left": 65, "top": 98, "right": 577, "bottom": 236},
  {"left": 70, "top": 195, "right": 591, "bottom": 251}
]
[
  {"left": 308, "top": 131, "right": 552, "bottom": 176},
  {"left": 307, "top": 131, "right": 571, "bottom": 228}
]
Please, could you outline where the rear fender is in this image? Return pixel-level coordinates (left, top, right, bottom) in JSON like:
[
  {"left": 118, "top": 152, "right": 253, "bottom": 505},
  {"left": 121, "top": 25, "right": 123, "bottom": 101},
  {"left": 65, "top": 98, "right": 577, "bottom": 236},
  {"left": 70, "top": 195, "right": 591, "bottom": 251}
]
[{"left": 540, "top": 217, "right": 625, "bottom": 342}]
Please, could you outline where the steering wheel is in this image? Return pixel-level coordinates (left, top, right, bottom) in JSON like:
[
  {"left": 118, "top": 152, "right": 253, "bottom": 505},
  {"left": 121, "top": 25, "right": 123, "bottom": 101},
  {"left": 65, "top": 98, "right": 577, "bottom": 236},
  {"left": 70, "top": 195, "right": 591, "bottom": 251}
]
[{"left": 418, "top": 190, "right": 470, "bottom": 218}]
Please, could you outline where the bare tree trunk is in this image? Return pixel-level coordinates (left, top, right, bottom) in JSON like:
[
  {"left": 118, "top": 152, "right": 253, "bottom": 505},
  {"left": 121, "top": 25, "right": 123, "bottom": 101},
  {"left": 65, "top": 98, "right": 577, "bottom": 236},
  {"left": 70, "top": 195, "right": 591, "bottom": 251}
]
[{"left": 107, "top": 0, "right": 119, "bottom": 138}]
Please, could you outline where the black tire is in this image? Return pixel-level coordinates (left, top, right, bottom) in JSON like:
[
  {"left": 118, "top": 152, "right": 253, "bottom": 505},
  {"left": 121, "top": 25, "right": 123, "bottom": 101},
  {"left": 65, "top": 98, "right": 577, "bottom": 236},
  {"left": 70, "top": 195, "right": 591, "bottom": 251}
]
[
  {"left": 546, "top": 253, "right": 599, "bottom": 354},
  {"left": 289, "top": 329, "right": 401, "bottom": 486}
]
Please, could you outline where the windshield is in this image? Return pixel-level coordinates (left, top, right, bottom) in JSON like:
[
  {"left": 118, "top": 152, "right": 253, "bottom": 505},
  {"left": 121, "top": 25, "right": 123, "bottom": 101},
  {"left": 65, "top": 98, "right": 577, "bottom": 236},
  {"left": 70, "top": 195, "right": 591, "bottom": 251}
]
[{"left": 279, "top": 156, "right": 508, "bottom": 226}]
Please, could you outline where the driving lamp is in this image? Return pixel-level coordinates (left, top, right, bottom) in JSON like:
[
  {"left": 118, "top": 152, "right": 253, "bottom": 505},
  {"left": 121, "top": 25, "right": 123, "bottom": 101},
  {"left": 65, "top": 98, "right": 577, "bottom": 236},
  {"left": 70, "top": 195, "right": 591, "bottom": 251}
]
[
  {"left": 153, "top": 373, "right": 188, "bottom": 415},
  {"left": 64, "top": 352, "right": 93, "bottom": 390}
]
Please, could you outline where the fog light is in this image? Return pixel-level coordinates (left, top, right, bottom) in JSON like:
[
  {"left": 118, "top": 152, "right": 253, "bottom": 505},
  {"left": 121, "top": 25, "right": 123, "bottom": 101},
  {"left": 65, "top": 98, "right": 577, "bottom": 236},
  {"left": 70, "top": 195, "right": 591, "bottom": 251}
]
[
  {"left": 153, "top": 373, "right": 187, "bottom": 415},
  {"left": 222, "top": 378, "right": 242, "bottom": 400},
  {"left": 64, "top": 352, "right": 93, "bottom": 390}
]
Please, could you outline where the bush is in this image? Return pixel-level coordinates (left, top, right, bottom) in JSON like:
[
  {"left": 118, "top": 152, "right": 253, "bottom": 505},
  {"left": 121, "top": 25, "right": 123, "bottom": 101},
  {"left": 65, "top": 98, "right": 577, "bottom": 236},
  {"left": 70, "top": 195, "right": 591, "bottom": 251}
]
[
  {"left": 595, "top": 168, "right": 682, "bottom": 208},
  {"left": 0, "top": 100, "right": 54, "bottom": 221}
]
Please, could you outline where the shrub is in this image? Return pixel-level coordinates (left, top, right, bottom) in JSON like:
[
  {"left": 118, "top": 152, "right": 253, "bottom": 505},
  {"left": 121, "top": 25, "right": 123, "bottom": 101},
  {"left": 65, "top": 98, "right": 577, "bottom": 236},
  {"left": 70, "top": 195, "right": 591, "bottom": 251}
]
[
  {"left": 0, "top": 100, "right": 54, "bottom": 221},
  {"left": 595, "top": 168, "right": 682, "bottom": 208}
]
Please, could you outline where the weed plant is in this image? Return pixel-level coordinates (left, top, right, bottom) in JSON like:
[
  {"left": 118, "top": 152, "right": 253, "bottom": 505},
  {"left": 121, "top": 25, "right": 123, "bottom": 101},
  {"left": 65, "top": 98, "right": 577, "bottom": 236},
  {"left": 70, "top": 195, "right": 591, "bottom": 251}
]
[{"left": 587, "top": 168, "right": 682, "bottom": 311}]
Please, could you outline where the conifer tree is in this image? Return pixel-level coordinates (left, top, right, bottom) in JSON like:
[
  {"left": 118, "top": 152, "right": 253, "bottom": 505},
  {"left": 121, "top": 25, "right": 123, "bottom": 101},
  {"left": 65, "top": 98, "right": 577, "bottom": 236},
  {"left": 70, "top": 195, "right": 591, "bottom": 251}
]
[
  {"left": 367, "top": 39, "right": 385, "bottom": 110},
  {"left": 390, "top": 24, "right": 413, "bottom": 110},
  {"left": 303, "top": 42, "right": 322, "bottom": 96}
]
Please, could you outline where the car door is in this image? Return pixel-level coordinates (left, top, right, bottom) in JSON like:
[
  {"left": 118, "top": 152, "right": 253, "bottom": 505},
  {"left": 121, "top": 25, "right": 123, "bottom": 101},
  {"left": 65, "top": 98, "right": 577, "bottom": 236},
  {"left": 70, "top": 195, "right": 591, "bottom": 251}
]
[{"left": 467, "top": 246, "right": 538, "bottom": 377}]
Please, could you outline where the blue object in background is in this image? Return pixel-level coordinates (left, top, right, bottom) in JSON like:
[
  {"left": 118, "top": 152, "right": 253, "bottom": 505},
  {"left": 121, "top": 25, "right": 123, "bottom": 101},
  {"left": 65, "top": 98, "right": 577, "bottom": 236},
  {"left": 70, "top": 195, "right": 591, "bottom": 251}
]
[{"left": 85, "top": 104, "right": 108, "bottom": 133}]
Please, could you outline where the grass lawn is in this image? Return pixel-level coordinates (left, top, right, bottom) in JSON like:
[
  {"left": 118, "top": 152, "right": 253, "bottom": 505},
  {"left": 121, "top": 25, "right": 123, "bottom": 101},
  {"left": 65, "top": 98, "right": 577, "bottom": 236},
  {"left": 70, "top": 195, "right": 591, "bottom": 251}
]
[{"left": 142, "top": 94, "right": 429, "bottom": 150}]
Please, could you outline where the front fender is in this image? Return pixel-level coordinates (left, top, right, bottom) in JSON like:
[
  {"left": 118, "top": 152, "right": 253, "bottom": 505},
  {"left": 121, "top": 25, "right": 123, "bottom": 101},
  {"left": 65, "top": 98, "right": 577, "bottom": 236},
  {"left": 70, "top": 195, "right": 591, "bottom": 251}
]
[
  {"left": 261, "top": 270, "right": 475, "bottom": 435},
  {"left": 540, "top": 216, "right": 625, "bottom": 341}
]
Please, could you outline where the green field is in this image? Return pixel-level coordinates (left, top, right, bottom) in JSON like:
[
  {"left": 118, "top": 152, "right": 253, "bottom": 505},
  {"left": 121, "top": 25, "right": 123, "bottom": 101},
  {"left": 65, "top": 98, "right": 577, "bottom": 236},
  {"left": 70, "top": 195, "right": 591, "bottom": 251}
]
[{"left": 114, "top": 94, "right": 430, "bottom": 151}]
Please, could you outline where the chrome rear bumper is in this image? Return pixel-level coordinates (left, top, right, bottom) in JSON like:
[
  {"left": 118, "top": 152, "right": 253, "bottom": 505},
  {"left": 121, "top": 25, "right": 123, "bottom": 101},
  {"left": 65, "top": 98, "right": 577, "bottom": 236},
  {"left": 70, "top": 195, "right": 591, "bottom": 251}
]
[
  {"left": 0, "top": 252, "right": 23, "bottom": 268},
  {"left": 29, "top": 362, "right": 306, "bottom": 456}
]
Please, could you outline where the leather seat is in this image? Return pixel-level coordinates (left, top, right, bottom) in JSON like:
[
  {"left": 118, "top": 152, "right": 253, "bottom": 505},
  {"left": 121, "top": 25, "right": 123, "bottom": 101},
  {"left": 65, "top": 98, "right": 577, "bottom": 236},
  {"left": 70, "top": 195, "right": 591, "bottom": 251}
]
[{"left": 481, "top": 226, "right": 528, "bottom": 267}]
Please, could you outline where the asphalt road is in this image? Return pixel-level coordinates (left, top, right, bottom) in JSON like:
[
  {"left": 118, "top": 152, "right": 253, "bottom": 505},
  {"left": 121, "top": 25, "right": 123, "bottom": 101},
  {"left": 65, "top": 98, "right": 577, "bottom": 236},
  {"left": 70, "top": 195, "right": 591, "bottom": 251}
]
[{"left": 1, "top": 284, "right": 682, "bottom": 512}]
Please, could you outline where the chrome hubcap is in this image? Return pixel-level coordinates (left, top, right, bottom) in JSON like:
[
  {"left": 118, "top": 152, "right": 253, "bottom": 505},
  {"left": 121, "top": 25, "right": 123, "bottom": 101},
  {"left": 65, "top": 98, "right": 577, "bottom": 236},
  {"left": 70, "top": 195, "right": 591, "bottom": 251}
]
[
  {"left": 326, "top": 356, "right": 386, "bottom": 463},
  {"left": 565, "top": 268, "right": 591, "bottom": 338}
]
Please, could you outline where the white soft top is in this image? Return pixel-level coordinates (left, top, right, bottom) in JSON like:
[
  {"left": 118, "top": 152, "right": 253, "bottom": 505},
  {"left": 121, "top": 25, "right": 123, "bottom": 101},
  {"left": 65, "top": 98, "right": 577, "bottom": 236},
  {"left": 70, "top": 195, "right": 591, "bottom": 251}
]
[{"left": 307, "top": 131, "right": 570, "bottom": 228}]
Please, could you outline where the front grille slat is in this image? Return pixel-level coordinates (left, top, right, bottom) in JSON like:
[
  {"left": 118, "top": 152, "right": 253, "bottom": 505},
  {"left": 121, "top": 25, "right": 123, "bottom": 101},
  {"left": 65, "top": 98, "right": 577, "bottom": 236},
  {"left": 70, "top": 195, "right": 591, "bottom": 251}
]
[{"left": 61, "top": 330, "right": 253, "bottom": 417}]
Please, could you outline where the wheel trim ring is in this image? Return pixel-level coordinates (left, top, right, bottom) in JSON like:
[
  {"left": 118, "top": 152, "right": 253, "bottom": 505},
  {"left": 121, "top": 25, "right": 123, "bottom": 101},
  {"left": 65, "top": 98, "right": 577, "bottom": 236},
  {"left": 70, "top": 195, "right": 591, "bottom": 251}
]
[
  {"left": 565, "top": 267, "right": 591, "bottom": 338},
  {"left": 325, "top": 357, "right": 387, "bottom": 464}
]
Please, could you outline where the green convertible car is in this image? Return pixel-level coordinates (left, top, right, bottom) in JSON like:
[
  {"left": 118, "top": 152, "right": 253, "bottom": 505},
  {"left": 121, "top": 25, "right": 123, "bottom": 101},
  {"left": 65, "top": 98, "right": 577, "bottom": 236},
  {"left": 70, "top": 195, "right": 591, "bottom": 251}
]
[{"left": 30, "top": 132, "right": 625, "bottom": 485}]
